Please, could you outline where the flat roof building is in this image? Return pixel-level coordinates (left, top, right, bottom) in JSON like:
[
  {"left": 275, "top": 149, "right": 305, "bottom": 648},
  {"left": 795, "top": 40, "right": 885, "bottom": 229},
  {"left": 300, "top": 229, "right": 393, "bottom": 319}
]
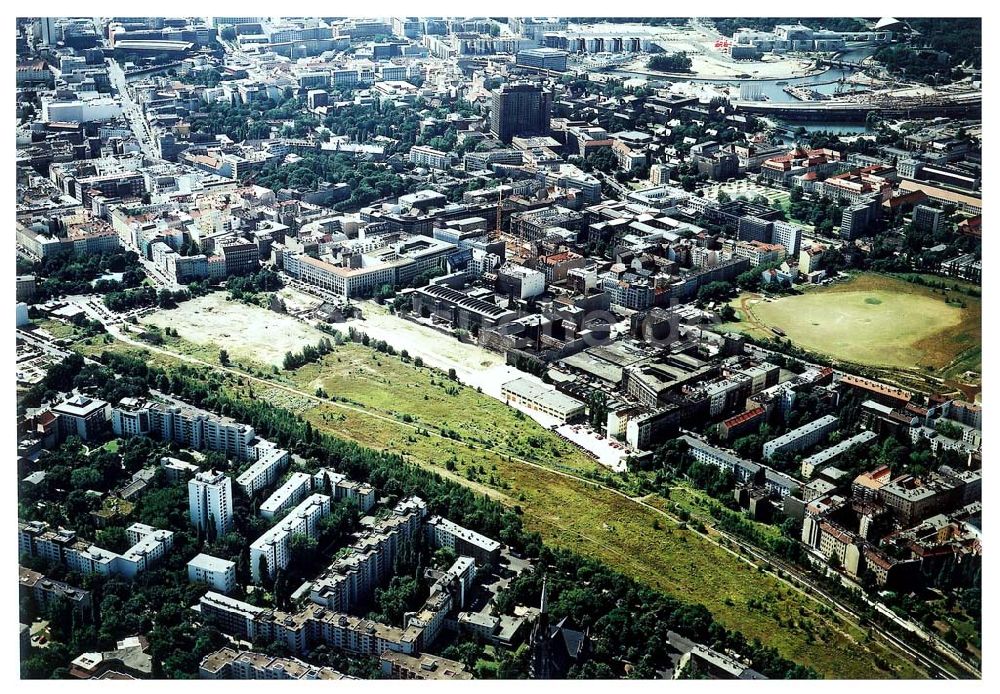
[
  {"left": 188, "top": 553, "right": 237, "bottom": 595},
  {"left": 425, "top": 515, "right": 501, "bottom": 567},
  {"left": 763, "top": 414, "right": 839, "bottom": 460},
  {"left": 501, "top": 377, "right": 585, "bottom": 423},
  {"left": 799, "top": 430, "right": 878, "bottom": 479},
  {"left": 380, "top": 651, "right": 472, "bottom": 680}
]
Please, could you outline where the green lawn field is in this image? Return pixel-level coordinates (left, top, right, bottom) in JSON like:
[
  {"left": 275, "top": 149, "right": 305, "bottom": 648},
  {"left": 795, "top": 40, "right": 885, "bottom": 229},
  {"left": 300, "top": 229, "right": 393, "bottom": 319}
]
[{"left": 720, "top": 274, "right": 980, "bottom": 374}]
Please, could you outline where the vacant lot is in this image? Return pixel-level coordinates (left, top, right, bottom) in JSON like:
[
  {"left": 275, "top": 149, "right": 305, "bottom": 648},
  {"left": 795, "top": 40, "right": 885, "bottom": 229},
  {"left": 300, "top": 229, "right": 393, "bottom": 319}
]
[
  {"left": 340, "top": 302, "right": 524, "bottom": 400},
  {"left": 143, "top": 293, "right": 328, "bottom": 367},
  {"left": 289, "top": 344, "right": 601, "bottom": 476},
  {"left": 721, "top": 274, "right": 979, "bottom": 372}
]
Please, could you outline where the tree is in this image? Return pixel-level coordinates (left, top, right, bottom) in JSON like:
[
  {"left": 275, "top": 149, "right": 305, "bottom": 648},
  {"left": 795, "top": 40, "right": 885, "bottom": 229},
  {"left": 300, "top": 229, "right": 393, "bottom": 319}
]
[
  {"left": 218, "top": 349, "right": 230, "bottom": 367},
  {"left": 288, "top": 533, "right": 318, "bottom": 568},
  {"left": 257, "top": 555, "right": 270, "bottom": 585},
  {"left": 648, "top": 52, "right": 693, "bottom": 72},
  {"left": 433, "top": 546, "right": 457, "bottom": 569},
  {"left": 95, "top": 527, "right": 129, "bottom": 554}
]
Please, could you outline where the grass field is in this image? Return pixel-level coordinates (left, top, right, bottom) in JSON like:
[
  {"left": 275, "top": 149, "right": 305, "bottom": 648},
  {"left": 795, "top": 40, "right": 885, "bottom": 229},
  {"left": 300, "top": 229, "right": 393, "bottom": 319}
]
[
  {"left": 719, "top": 273, "right": 980, "bottom": 375},
  {"left": 289, "top": 347, "right": 600, "bottom": 475},
  {"left": 66, "top": 323, "right": 926, "bottom": 679}
]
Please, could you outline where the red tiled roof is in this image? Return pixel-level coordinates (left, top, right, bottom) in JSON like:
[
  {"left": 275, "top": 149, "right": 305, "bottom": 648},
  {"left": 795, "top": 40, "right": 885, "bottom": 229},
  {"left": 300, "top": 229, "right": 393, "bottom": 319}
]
[{"left": 722, "top": 406, "right": 766, "bottom": 429}]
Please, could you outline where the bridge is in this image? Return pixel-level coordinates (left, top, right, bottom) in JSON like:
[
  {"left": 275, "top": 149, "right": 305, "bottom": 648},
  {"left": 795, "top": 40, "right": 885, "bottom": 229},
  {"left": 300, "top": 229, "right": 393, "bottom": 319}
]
[
  {"left": 735, "top": 93, "right": 981, "bottom": 122},
  {"left": 818, "top": 58, "right": 868, "bottom": 71}
]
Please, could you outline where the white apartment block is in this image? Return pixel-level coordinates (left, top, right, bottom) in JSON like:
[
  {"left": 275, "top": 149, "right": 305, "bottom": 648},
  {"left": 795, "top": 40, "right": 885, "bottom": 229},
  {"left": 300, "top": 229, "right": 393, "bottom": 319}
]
[
  {"left": 425, "top": 515, "right": 501, "bottom": 566},
  {"left": 763, "top": 414, "right": 839, "bottom": 460},
  {"left": 312, "top": 468, "right": 377, "bottom": 512},
  {"left": 309, "top": 496, "right": 427, "bottom": 611},
  {"left": 199, "top": 591, "right": 268, "bottom": 641},
  {"left": 260, "top": 472, "right": 313, "bottom": 519},
  {"left": 250, "top": 494, "right": 331, "bottom": 583},
  {"left": 111, "top": 398, "right": 257, "bottom": 460},
  {"left": 161, "top": 456, "right": 200, "bottom": 482},
  {"left": 188, "top": 553, "right": 237, "bottom": 594},
  {"left": 189, "top": 470, "right": 234, "bottom": 537},
  {"left": 732, "top": 240, "right": 786, "bottom": 268},
  {"left": 409, "top": 145, "right": 452, "bottom": 170},
  {"left": 237, "top": 448, "right": 290, "bottom": 498},
  {"left": 19, "top": 521, "right": 173, "bottom": 580}
]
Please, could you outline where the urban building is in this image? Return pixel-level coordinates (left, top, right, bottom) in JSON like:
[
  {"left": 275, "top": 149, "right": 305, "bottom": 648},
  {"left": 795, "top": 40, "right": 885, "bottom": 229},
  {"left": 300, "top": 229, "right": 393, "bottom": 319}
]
[
  {"left": 425, "top": 515, "right": 502, "bottom": 567},
  {"left": 762, "top": 414, "right": 839, "bottom": 460},
  {"left": 501, "top": 377, "right": 586, "bottom": 423},
  {"left": 490, "top": 83, "right": 552, "bottom": 144},
  {"left": 259, "top": 472, "right": 313, "bottom": 520},
  {"left": 187, "top": 554, "right": 237, "bottom": 595},
  {"left": 250, "top": 494, "right": 331, "bottom": 583},
  {"left": 188, "top": 470, "right": 234, "bottom": 537}
]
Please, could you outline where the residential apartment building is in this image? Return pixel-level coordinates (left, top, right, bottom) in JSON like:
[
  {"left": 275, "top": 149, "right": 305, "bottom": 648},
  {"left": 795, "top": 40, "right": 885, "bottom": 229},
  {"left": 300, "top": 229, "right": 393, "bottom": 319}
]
[
  {"left": 762, "top": 414, "right": 839, "bottom": 460},
  {"left": 52, "top": 394, "right": 109, "bottom": 442},
  {"left": 731, "top": 240, "right": 786, "bottom": 267},
  {"left": 380, "top": 652, "right": 472, "bottom": 680},
  {"left": 409, "top": 145, "right": 452, "bottom": 170},
  {"left": 679, "top": 435, "right": 762, "bottom": 486},
  {"left": 425, "top": 516, "right": 501, "bottom": 567},
  {"left": 309, "top": 497, "right": 428, "bottom": 612},
  {"left": 188, "top": 470, "right": 234, "bottom": 537},
  {"left": 199, "top": 594, "right": 423, "bottom": 658},
  {"left": 312, "top": 469, "right": 377, "bottom": 512},
  {"left": 879, "top": 469, "right": 981, "bottom": 525},
  {"left": 18, "top": 566, "right": 93, "bottom": 618},
  {"left": 18, "top": 521, "right": 173, "bottom": 580},
  {"left": 259, "top": 472, "right": 313, "bottom": 520},
  {"left": 187, "top": 553, "right": 237, "bottom": 595},
  {"left": 236, "top": 447, "right": 290, "bottom": 498},
  {"left": 250, "top": 494, "right": 331, "bottom": 583},
  {"left": 111, "top": 398, "right": 257, "bottom": 461},
  {"left": 199, "top": 648, "right": 352, "bottom": 680},
  {"left": 799, "top": 430, "right": 877, "bottom": 479}
]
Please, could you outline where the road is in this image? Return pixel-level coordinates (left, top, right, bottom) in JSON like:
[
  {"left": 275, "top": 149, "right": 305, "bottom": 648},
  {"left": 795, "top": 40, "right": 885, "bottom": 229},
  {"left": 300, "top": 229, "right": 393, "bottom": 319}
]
[
  {"left": 105, "top": 58, "right": 157, "bottom": 159},
  {"left": 93, "top": 16, "right": 157, "bottom": 161}
]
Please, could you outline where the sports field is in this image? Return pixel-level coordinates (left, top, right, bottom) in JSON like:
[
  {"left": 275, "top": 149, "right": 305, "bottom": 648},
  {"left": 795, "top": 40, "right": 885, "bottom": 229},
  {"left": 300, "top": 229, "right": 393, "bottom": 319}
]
[{"left": 720, "top": 274, "right": 980, "bottom": 372}]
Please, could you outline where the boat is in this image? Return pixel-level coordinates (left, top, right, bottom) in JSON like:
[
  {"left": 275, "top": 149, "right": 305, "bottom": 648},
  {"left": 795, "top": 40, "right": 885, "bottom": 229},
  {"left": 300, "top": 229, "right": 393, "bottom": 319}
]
[{"left": 775, "top": 81, "right": 788, "bottom": 86}]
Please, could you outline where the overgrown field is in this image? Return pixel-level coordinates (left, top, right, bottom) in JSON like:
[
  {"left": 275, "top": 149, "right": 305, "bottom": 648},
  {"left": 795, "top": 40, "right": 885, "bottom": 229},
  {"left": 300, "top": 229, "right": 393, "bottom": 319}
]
[{"left": 62, "top": 323, "right": 925, "bottom": 679}]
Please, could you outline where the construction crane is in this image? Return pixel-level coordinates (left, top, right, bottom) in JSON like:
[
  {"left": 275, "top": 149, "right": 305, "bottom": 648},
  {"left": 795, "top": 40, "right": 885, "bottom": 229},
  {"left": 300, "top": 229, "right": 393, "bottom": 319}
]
[{"left": 489, "top": 185, "right": 504, "bottom": 241}]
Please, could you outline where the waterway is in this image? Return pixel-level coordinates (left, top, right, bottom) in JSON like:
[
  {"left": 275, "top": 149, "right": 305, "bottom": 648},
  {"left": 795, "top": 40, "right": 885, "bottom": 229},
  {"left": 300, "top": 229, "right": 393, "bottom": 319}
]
[
  {"left": 610, "top": 45, "right": 880, "bottom": 133},
  {"left": 615, "top": 46, "right": 876, "bottom": 95}
]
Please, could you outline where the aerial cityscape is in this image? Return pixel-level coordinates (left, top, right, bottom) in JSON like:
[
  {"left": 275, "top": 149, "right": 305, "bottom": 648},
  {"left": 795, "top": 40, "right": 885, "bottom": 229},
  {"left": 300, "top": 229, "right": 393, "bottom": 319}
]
[{"left": 14, "top": 15, "right": 983, "bottom": 682}]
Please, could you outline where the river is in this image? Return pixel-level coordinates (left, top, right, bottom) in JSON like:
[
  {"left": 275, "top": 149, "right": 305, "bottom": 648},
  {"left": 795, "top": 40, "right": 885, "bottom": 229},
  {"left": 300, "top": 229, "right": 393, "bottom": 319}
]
[{"left": 609, "top": 45, "right": 879, "bottom": 134}]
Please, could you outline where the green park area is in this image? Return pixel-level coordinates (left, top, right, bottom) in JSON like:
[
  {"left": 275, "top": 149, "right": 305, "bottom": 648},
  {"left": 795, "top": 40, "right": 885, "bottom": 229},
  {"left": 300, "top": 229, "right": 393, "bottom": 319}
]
[{"left": 719, "top": 273, "right": 980, "bottom": 380}]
